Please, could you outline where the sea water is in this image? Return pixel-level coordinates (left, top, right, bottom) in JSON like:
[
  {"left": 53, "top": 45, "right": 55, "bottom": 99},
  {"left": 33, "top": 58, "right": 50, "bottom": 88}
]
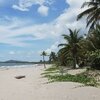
[{"left": 0, "top": 63, "right": 36, "bottom": 68}]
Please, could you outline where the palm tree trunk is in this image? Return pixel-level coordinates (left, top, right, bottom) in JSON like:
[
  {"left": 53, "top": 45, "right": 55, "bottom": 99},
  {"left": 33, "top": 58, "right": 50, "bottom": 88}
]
[
  {"left": 73, "top": 55, "right": 77, "bottom": 69},
  {"left": 43, "top": 56, "right": 46, "bottom": 68}
]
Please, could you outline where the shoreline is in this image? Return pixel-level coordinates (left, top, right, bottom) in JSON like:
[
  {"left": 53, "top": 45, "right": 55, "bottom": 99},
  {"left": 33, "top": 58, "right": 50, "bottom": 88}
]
[{"left": 0, "top": 64, "right": 45, "bottom": 69}]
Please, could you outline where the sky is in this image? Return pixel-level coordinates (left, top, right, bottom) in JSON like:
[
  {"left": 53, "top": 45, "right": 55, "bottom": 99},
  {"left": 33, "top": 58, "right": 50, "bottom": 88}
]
[{"left": 0, "top": 0, "right": 88, "bottom": 61}]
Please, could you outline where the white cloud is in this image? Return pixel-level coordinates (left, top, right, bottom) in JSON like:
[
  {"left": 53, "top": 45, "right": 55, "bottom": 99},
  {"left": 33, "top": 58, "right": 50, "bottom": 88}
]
[
  {"left": 0, "top": 17, "right": 34, "bottom": 46},
  {"left": 38, "top": 5, "right": 49, "bottom": 16},
  {"left": 12, "top": 5, "right": 29, "bottom": 11},
  {"left": 0, "top": 0, "right": 89, "bottom": 47},
  {"left": 12, "top": 0, "right": 52, "bottom": 15},
  {"left": 45, "top": 42, "right": 59, "bottom": 54}
]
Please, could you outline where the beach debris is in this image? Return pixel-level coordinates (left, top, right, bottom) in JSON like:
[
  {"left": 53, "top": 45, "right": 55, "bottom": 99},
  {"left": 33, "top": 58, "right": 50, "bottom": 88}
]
[{"left": 15, "top": 75, "right": 25, "bottom": 79}]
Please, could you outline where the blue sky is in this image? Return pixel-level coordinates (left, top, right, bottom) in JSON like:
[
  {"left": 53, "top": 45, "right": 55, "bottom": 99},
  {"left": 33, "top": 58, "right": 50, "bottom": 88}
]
[{"left": 0, "top": 0, "right": 87, "bottom": 61}]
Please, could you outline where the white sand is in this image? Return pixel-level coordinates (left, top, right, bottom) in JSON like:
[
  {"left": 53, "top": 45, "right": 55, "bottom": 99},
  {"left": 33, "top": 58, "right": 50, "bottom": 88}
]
[
  {"left": 68, "top": 68, "right": 86, "bottom": 75},
  {"left": 0, "top": 64, "right": 100, "bottom": 100}
]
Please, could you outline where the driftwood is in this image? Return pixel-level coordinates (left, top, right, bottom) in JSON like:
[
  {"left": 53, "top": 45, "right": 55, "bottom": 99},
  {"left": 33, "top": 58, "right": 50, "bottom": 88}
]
[{"left": 15, "top": 75, "right": 25, "bottom": 79}]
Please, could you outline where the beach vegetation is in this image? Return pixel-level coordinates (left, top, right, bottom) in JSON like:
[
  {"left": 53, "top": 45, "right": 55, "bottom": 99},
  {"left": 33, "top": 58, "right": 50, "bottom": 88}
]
[{"left": 42, "top": 66, "right": 99, "bottom": 87}]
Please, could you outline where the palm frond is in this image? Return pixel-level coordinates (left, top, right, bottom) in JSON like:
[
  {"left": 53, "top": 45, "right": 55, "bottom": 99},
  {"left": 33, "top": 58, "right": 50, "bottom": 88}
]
[
  {"left": 77, "top": 0, "right": 100, "bottom": 30},
  {"left": 77, "top": 7, "right": 97, "bottom": 20},
  {"left": 58, "top": 43, "right": 66, "bottom": 47},
  {"left": 62, "top": 34, "right": 71, "bottom": 43},
  {"left": 82, "top": 2, "right": 98, "bottom": 8}
]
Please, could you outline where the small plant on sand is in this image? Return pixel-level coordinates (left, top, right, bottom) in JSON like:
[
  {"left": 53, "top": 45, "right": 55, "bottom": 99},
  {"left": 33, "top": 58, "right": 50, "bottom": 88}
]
[
  {"left": 42, "top": 66, "right": 98, "bottom": 87},
  {"left": 45, "top": 66, "right": 58, "bottom": 72},
  {"left": 41, "top": 65, "right": 59, "bottom": 75}
]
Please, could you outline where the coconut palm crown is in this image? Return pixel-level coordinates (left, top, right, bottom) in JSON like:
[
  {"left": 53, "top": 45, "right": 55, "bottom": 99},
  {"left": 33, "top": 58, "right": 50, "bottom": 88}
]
[
  {"left": 77, "top": 0, "right": 100, "bottom": 30},
  {"left": 58, "top": 29, "right": 83, "bottom": 68}
]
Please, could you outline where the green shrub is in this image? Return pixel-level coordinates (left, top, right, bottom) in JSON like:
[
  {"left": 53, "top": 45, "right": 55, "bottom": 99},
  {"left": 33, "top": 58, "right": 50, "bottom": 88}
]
[{"left": 91, "top": 57, "right": 100, "bottom": 70}]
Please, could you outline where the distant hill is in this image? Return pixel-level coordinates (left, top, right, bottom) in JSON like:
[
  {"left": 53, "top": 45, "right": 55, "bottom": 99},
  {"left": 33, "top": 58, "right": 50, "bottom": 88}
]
[
  {"left": 3, "top": 60, "right": 33, "bottom": 63},
  {"left": 0, "top": 60, "right": 50, "bottom": 64}
]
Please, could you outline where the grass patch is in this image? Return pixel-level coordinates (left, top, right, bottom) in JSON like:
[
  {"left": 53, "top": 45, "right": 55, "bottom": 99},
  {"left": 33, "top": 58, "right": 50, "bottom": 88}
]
[
  {"left": 45, "top": 67, "right": 58, "bottom": 72},
  {"left": 41, "top": 70, "right": 59, "bottom": 75},
  {"left": 41, "top": 66, "right": 59, "bottom": 75},
  {"left": 44, "top": 73, "right": 96, "bottom": 86},
  {"left": 42, "top": 66, "right": 98, "bottom": 87}
]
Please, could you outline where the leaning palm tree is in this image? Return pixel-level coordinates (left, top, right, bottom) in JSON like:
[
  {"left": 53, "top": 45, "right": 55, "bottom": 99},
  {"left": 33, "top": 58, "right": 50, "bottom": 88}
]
[
  {"left": 58, "top": 29, "right": 83, "bottom": 69},
  {"left": 41, "top": 51, "right": 47, "bottom": 68},
  {"left": 77, "top": 0, "right": 100, "bottom": 30}
]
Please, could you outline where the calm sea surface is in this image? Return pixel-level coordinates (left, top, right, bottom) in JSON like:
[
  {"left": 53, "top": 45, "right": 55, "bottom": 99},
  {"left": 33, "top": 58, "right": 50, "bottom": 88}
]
[{"left": 0, "top": 63, "right": 35, "bottom": 68}]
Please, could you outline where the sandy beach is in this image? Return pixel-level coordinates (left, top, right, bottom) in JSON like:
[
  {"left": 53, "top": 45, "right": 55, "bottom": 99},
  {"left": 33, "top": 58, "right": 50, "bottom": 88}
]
[{"left": 0, "top": 64, "right": 100, "bottom": 100}]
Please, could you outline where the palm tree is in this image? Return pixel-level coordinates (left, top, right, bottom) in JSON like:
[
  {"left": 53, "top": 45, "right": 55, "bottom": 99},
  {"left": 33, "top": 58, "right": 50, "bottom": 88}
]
[
  {"left": 58, "top": 29, "right": 83, "bottom": 68},
  {"left": 49, "top": 52, "right": 57, "bottom": 63},
  {"left": 77, "top": 0, "right": 100, "bottom": 30},
  {"left": 41, "top": 51, "right": 47, "bottom": 68}
]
